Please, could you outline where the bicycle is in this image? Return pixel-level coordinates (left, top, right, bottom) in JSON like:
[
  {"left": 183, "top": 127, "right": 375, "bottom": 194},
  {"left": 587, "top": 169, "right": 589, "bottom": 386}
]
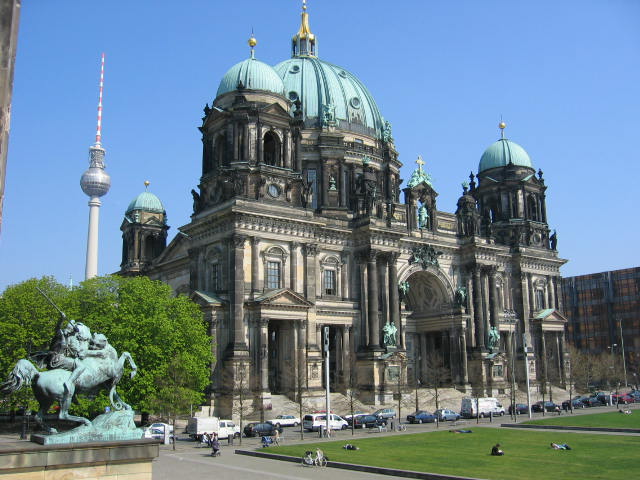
[{"left": 301, "top": 449, "right": 328, "bottom": 467}]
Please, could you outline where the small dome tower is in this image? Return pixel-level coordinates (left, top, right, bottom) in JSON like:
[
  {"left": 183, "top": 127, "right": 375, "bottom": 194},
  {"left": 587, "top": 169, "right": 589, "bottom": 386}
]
[
  {"left": 119, "top": 181, "right": 169, "bottom": 276},
  {"left": 472, "top": 122, "right": 551, "bottom": 249}
]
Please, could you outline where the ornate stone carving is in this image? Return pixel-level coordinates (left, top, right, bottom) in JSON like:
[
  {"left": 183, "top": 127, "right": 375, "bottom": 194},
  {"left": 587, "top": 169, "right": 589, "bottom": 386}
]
[{"left": 408, "top": 244, "right": 443, "bottom": 269}]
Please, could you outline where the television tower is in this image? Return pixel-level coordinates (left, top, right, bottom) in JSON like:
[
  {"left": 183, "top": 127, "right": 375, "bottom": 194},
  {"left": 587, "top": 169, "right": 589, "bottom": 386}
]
[{"left": 80, "top": 53, "right": 111, "bottom": 280}]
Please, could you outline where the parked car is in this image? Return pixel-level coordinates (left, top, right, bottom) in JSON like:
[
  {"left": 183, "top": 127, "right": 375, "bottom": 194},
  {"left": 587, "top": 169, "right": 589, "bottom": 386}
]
[
  {"left": 627, "top": 390, "right": 640, "bottom": 401},
  {"left": 267, "top": 415, "right": 301, "bottom": 427},
  {"left": 406, "top": 410, "right": 437, "bottom": 424},
  {"left": 434, "top": 409, "right": 460, "bottom": 421},
  {"left": 561, "top": 398, "right": 586, "bottom": 410},
  {"left": 149, "top": 422, "right": 174, "bottom": 433},
  {"left": 144, "top": 427, "right": 175, "bottom": 441},
  {"left": 302, "top": 413, "right": 348, "bottom": 432},
  {"left": 509, "top": 403, "right": 530, "bottom": 415},
  {"left": 347, "top": 414, "right": 386, "bottom": 429},
  {"left": 581, "top": 396, "right": 603, "bottom": 407},
  {"left": 612, "top": 393, "right": 634, "bottom": 405},
  {"left": 532, "top": 401, "right": 560, "bottom": 413},
  {"left": 373, "top": 408, "right": 396, "bottom": 420},
  {"left": 243, "top": 422, "right": 282, "bottom": 437}
]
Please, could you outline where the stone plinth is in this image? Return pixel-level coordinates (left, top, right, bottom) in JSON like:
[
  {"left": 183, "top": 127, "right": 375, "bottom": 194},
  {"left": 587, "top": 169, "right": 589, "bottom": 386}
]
[{"left": 0, "top": 439, "right": 159, "bottom": 480}]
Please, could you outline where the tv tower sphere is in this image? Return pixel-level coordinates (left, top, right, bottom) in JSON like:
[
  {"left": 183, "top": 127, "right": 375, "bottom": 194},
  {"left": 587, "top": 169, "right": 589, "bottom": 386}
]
[{"left": 80, "top": 143, "right": 111, "bottom": 197}]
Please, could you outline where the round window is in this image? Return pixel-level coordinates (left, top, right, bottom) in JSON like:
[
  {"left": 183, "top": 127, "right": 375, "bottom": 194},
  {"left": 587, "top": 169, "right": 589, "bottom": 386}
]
[
  {"left": 350, "top": 97, "right": 361, "bottom": 109},
  {"left": 268, "top": 184, "right": 281, "bottom": 198},
  {"left": 290, "top": 65, "right": 301, "bottom": 74}
]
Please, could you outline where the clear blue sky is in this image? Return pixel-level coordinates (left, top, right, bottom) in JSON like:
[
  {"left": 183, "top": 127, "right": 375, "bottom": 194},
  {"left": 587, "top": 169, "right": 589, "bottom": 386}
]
[{"left": 1, "top": 0, "right": 639, "bottom": 291}]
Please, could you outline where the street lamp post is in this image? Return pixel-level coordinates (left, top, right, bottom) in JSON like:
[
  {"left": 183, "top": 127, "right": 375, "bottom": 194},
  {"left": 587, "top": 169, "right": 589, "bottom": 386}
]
[
  {"left": 619, "top": 319, "right": 628, "bottom": 387},
  {"left": 608, "top": 343, "right": 618, "bottom": 407}
]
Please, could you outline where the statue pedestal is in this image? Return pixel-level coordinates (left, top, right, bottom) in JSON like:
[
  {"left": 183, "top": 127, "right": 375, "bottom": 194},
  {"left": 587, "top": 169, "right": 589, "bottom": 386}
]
[
  {"left": 31, "top": 410, "right": 143, "bottom": 445},
  {"left": 0, "top": 439, "right": 159, "bottom": 479}
]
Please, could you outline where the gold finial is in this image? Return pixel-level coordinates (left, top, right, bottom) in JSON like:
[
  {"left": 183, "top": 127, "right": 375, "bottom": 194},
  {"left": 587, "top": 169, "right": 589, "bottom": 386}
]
[
  {"left": 248, "top": 33, "right": 257, "bottom": 48},
  {"left": 302, "top": 0, "right": 307, "bottom": 11},
  {"left": 499, "top": 120, "right": 506, "bottom": 139},
  {"left": 416, "top": 155, "right": 425, "bottom": 169},
  {"left": 144, "top": 180, "right": 150, "bottom": 190}
]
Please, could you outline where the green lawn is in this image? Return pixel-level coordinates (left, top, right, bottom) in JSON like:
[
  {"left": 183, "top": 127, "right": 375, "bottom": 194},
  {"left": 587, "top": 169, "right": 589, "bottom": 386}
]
[
  {"left": 272, "top": 428, "right": 640, "bottom": 480},
  {"left": 523, "top": 410, "right": 640, "bottom": 429}
]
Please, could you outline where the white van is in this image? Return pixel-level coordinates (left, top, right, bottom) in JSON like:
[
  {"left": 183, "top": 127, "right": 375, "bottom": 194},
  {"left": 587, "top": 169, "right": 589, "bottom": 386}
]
[
  {"left": 302, "top": 413, "right": 348, "bottom": 432},
  {"left": 460, "top": 397, "right": 505, "bottom": 418}
]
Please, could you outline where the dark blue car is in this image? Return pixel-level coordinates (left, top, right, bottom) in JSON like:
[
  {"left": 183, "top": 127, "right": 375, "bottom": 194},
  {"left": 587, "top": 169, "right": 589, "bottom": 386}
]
[{"left": 406, "top": 410, "right": 436, "bottom": 424}]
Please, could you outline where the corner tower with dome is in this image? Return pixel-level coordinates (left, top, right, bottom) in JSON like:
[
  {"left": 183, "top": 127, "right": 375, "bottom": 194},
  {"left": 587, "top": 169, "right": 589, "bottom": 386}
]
[{"left": 120, "top": 3, "right": 569, "bottom": 416}]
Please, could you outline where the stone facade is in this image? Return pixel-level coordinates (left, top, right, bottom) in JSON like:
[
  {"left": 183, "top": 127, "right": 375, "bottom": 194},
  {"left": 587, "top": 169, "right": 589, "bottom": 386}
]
[{"left": 119, "top": 9, "right": 569, "bottom": 416}]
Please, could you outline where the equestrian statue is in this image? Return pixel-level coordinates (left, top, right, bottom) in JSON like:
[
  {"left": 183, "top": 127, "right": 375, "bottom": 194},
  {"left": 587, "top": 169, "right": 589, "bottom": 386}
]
[{"left": 0, "top": 291, "right": 138, "bottom": 440}]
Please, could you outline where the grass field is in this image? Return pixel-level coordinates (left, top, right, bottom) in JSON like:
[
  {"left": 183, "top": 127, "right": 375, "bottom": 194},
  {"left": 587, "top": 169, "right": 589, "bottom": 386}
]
[
  {"left": 272, "top": 428, "right": 640, "bottom": 479},
  {"left": 522, "top": 410, "right": 640, "bottom": 429}
]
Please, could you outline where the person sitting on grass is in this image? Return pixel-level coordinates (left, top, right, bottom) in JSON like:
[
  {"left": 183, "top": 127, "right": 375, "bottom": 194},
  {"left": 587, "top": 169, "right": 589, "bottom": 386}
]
[
  {"left": 619, "top": 408, "right": 632, "bottom": 415},
  {"left": 491, "top": 443, "right": 504, "bottom": 456}
]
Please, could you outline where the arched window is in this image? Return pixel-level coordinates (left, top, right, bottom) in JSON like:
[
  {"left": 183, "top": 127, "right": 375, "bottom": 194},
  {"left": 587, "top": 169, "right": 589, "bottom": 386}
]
[
  {"left": 262, "top": 246, "right": 287, "bottom": 291},
  {"left": 263, "top": 131, "right": 280, "bottom": 166},
  {"left": 528, "top": 194, "right": 539, "bottom": 221},
  {"left": 215, "top": 133, "right": 228, "bottom": 167}
]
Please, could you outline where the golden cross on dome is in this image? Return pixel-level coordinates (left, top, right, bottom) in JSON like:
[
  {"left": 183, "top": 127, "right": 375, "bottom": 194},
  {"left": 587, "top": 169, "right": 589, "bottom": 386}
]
[{"left": 416, "top": 155, "right": 425, "bottom": 170}]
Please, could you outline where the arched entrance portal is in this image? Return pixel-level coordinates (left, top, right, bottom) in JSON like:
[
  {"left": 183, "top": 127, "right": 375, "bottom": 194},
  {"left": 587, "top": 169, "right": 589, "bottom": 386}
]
[{"left": 404, "top": 270, "right": 466, "bottom": 386}]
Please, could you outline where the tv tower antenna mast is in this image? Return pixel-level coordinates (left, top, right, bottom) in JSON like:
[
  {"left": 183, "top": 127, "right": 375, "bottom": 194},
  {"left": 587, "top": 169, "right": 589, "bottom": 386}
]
[{"left": 80, "top": 53, "right": 111, "bottom": 280}]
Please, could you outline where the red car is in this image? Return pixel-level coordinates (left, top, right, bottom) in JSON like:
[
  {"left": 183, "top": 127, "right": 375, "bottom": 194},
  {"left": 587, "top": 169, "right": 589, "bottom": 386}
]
[{"left": 612, "top": 393, "right": 634, "bottom": 405}]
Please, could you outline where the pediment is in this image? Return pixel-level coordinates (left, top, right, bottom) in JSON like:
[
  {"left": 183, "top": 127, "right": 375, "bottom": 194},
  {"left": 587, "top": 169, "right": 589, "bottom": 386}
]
[
  {"left": 191, "top": 290, "right": 226, "bottom": 307},
  {"left": 153, "top": 232, "right": 189, "bottom": 264},
  {"left": 532, "top": 309, "right": 568, "bottom": 331},
  {"left": 249, "top": 288, "right": 313, "bottom": 308},
  {"left": 261, "top": 102, "right": 290, "bottom": 117}
]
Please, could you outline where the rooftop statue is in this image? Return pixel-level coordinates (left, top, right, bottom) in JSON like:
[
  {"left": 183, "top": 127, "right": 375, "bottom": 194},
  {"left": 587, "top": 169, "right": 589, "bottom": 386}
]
[{"left": 0, "top": 292, "right": 140, "bottom": 444}]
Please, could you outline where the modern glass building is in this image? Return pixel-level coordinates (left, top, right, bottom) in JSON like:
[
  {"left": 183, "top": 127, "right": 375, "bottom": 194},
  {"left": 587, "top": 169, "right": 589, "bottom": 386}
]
[{"left": 562, "top": 267, "right": 640, "bottom": 384}]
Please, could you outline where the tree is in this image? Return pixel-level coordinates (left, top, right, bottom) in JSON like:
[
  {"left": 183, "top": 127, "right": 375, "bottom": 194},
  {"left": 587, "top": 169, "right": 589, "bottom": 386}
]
[
  {"left": 0, "top": 277, "right": 70, "bottom": 414},
  {"left": 150, "top": 353, "right": 205, "bottom": 450},
  {"left": 229, "top": 359, "right": 252, "bottom": 446},
  {"left": 424, "top": 351, "right": 450, "bottom": 424},
  {"left": 0, "top": 275, "right": 212, "bottom": 419}
]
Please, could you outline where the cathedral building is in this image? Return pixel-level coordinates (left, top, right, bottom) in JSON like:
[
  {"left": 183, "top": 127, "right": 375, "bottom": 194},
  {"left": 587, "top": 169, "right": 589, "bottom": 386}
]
[{"left": 119, "top": 4, "right": 568, "bottom": 415}]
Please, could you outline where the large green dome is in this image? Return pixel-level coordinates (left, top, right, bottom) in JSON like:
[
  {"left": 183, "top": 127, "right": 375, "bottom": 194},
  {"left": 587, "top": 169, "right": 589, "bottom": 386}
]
[
  {"left": 479, "top": 138, "right": 533, "bottom": 173},
  {"left": 274, "top": 57, "right": 386, "bottom": 139},
  {"left": 217, "top": 56, "right": 285, "bottom": 98},
  {"left": 126, "top": 191, "right": 165, "bottom": 215}
]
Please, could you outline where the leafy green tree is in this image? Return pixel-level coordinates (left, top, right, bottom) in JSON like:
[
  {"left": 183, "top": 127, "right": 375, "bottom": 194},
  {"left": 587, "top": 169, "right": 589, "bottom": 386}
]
[
  {"left": 0, "top": 277, "right": 69, "bottom": 413},
  {"left": 150, "top": 352, "right": 205, "bottom": 450},
  {"left": 0, "top": 275, "right": 212, "bottom": 418}
]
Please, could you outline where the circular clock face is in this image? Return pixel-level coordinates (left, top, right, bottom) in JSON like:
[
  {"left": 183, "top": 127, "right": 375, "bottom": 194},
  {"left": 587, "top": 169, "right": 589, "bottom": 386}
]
[
  {"left": 532, "top": 232, "right": 542, "bottom": 245},
  {"left": 268, "top": 184, "right": 281, "bottom": 198}
]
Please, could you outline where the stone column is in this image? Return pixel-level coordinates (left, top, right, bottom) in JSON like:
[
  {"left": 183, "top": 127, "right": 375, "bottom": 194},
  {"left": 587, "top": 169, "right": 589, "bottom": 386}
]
[
  {"left": 340, "top": 253, "right": 349, "bottom": 299},
  {"left": 257, "top": 123, "right": 263, "bottom": 164},
  {"left": 527, "top": 273, "right": 535, "bottom": 317},
  {"left": 379, "top": 254, "right": 389, "bottom": 328},
  {"left": 367, "top": 249, "right": 381, "bottom": 350},
  {"left": 420, "top": 333, "right": 428, "bottom": 383},
  {"left": 284, "top": 130, "right": 291, "bottom": 169},
  {"left": 232, "top": 122, "right": 239, "bottom": 161},
  {"left": 388, "top": 253, "right": 400, "bottom": 342},
  {"left": 303, "top": 243, "right": 318, "bottom": 300},
  {"left": 488, "top": 267, "right": 500, "bottom": 328},
  {"left": 260, "top": 318, "right": 269, "bottom": 392},
  {"left": 473, "top": 266, "right": 486, "bottom": 349},
  {"left": 232, "top": 235, "right": 248, "bottom": 351},
  {"left": 460, "top": 327, "right": 469, "bottom": 384},
  {"left": 251, "top": 237, "right": 260, "bottom": 296},
  {"left": 295, "top": 130, "right": 302, "bottom": 171},
  {"left": 344, "top": 326, "right": 352, "bottom": 386},
  {"left": 290, "top": 242, "right": 299, "bottom": 293},
  {"left": 548, "top": 276, "right": 556, "bottom": 310},
  {"left": 299, "top": 320, "right": 308, "bottom": 390}
]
